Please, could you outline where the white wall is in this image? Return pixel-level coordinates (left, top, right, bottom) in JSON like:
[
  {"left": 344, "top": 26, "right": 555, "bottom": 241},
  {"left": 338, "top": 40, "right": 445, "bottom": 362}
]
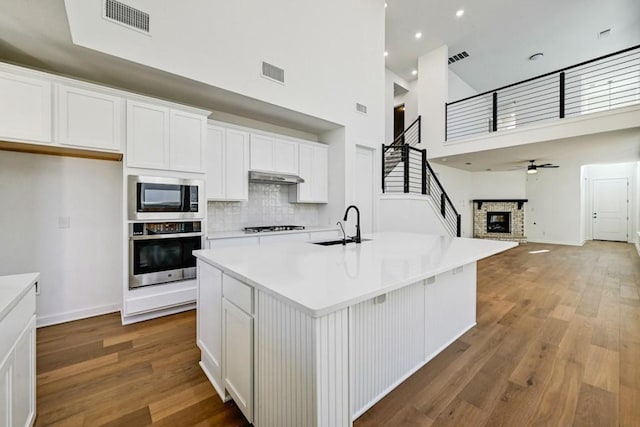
[
  {"left": 582, "top": 162, "right": 638, "bottom": 243},
  {"left": 448, "top": 70, "right": 477, "bottom": 103},
  {"left": 0, "top": 151, "right": 122, "bottom": 326},
  {"left": 379, "top": 196, "right": 448, "bottom": 236},
  {"left": 526, "top": 165, "right": 584, "bottom": 245},
  {"left": 471, "top": 171, "right": 526, "bottom": 199},
  {"left": 417, "top": 46, "right": 448, "bottom": 151}
]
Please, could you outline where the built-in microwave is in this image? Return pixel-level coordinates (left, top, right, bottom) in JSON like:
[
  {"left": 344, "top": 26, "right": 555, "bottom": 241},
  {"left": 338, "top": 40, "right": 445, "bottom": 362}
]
[{"left": 128, "top": 175, "right": 203, "bottom": 221}]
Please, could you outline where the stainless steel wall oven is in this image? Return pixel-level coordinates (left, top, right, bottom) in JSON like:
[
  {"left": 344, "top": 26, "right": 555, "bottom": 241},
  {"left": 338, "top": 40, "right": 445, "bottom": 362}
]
[{"left": 129, "top": 221, "right": 202, "bottom": 289}]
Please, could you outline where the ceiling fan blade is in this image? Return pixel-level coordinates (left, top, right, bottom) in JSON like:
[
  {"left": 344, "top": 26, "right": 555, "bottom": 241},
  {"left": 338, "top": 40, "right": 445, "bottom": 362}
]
[{"left": 539, "top": 165, "right": 559, "bottom": 168}]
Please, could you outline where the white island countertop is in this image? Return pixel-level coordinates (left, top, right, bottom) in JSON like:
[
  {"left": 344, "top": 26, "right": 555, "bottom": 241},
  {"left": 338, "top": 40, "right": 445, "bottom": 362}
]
[
  {"left": 0, "top": 273, "right": 39, "bottom": 321},
  {"left": 194, "top": 232, "right": 516, "bottom": 317}
]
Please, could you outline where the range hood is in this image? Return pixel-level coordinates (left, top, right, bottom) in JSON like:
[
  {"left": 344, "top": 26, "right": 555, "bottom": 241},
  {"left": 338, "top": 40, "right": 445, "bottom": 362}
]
[{"left": 249, "top": 170, "right": 304, "bottom": 185}]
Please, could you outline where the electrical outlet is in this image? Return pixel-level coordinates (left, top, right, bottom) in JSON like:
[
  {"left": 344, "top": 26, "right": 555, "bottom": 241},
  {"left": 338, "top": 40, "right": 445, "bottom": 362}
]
[{"left": 58, "top": 216, "right": 71, "bottom": 229}]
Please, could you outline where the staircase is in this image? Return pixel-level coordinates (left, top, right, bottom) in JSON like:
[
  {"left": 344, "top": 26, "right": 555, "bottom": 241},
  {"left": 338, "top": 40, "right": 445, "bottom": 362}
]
[{"left": 382, "top": 116, "right": 462, "bottom": 237}]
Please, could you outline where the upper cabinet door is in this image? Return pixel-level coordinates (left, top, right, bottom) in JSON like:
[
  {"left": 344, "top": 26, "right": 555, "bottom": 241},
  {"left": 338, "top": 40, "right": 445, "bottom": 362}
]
[
  {"left": 250, "top": 134, "right": 275, "bottom": 171},
  {"left": 205, "top": 125, "right": 226, "bottom": 200},
  {"left": 297, "top": 144, "right": 314, "bottom": 201},
  {"left": 311, "top": 145, "right": 328, "bottom": 202},
  {"left": 169, "top": 109, "right": 205, "bottom": 173},
  {"left": 224, "top": 129, "right": 250, "bottom": 200},
  {"left": 274, "top": 139, "right": 298, "bottom": 175},
  {"left": 0, "top": 71, "right": 52, "bottom": 143},
  {"left": 126, "top": 100, "right": 169, "bottom": 170},
  {"left": 56, "top": 84, "right": 124, "bottom": 152}
]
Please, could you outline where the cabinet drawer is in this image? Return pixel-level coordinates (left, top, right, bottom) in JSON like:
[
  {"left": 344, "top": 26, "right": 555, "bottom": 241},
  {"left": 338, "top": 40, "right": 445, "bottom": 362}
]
[
  {"left": 0, "top": 287, "right": 35, "bottom": 361},
  {"left": 223, "top": 274, "right": 254, "bottom": 314}
]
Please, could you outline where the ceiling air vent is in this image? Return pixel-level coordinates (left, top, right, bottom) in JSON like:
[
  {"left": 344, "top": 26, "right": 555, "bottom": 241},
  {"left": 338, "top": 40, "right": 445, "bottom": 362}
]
[
  {"left": 448, "top": 51, "right": 469, "bottom": 64},
  {"left": 356, "top": 103, "right": 368, "bottom": 114},
  {"left": 261, "top": 61, "right": 285, "bottom": 84},
  {"left": 104, "top": 0, "right": 150, "bottom": 33}
]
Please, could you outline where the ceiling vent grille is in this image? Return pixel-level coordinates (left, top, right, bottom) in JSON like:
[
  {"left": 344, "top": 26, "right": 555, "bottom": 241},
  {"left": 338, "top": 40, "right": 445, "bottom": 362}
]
[
  {"left": 261, "top": 61, "right": 285, "bottom": 84},
  {"left": 448, "top": 51, "right": 469, "bottom": 64},
  {"left": 356, "top": 103, "right": 368, "bottom": 114},
  {"left": 104, "top": 0, "right": 150, "bottom": 33}
]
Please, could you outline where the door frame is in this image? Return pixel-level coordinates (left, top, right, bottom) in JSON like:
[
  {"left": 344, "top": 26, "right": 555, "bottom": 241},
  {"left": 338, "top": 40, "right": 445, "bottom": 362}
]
[{"left": 354, "top": 144, "right": 377, "bottom": 233}]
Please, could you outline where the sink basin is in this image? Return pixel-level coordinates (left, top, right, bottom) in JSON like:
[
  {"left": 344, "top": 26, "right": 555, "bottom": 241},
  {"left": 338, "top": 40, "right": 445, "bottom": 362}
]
[{"left": 311, "top": 238, "right": 371, "bottom": 246}]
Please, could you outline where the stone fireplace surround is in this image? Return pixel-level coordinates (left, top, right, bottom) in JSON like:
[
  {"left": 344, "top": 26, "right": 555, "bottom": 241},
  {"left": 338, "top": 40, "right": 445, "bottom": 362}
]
[{"left": 473, "top": 199, "right": 528, "bottom": 242}]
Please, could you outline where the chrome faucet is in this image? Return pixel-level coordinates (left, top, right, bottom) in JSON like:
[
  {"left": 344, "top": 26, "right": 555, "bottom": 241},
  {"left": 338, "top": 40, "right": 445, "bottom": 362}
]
[
  {"left": 336, "top": 221, "right": 346, "bottom": 245},
  {"left": 343, "top": 205, "right": 361, "bottom": 244}
]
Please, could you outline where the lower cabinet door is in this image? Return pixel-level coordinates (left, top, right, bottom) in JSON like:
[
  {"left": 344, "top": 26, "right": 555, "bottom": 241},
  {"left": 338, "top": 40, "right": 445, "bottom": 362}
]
[
  {"left": 12, "top": 316, "right": 36, "bottom": 427},
  {"left": 0, "top": 352, "right": 11, "bottom": 427},
  {"left": 222, "top": 299, "right": 253, "bottom": 424}
]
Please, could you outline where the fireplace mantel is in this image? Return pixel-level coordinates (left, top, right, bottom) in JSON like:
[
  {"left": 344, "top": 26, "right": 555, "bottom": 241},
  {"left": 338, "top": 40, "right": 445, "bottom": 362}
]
[{"left": 473, "top": 199, "right": 528, "bottom": 210}]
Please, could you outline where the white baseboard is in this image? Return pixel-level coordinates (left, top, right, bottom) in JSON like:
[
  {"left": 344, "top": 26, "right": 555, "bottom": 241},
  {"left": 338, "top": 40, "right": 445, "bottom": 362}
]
[
  {"left": 120, "top": 302, "right": 195, "bottom": 325},
  {"left": 36, "top": 303, "right": 121, "bottom": 328},
  {"left": 526, "top": 238, "right": 585, "bottom": 247}
]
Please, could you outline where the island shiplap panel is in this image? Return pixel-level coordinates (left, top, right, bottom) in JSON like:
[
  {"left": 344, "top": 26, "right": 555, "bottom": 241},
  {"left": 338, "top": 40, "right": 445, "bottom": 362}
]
[
  {"left": 350, "top": 281, "right": 426, "bottom": 418},
  {"left": 256, "top": 291, "right": 349, "bottom": 427}
]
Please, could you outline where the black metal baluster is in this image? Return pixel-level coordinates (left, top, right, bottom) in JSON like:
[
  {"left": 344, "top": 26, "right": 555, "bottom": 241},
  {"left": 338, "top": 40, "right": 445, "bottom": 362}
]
[
  {"left": 559, "top": 72, "right": 565, "bottom": 119},
  {"left": 492, "top": 92, "right": 498, "bottom": 132},
  {"left": 403, "top": 144, "right": 409, "bottom": 193}
]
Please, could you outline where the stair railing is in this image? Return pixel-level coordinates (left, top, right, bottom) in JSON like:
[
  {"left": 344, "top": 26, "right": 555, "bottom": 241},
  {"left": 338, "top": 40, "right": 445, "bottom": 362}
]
[{"left": 381, "top": 117, "right": 461, "bottom": 237}]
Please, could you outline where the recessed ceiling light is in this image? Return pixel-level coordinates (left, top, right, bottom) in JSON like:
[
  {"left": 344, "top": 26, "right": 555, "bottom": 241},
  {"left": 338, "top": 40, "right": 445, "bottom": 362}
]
[
  {"left": 415, "top": 32, "right": 422, "bottom": 39},
  {"left": 385, "top": 2, "right": 388, "bottom": 8},
  {"left": 456, "top": 9, "right": 464, "bottom": 17},
  {"left": 528, "top": 52, "right": 544, "bottom": 61},
  {"left": 411, "top": 69, "right": 418, "bottom": 75},
  {"left": 384, "top": 51, "right": 388, "bottom": 57}
]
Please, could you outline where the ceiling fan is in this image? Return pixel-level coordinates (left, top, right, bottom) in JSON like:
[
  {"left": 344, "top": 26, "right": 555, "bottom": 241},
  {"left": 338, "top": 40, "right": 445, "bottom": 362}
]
[{"left": 526, "top": 160, "right": 559, "bottom": 174}]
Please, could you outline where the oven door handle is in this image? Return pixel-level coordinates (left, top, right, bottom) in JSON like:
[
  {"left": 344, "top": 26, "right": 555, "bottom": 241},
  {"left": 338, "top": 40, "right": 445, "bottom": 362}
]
[{"left": 130, "top": 232, "right": 204, "bottom": 241}]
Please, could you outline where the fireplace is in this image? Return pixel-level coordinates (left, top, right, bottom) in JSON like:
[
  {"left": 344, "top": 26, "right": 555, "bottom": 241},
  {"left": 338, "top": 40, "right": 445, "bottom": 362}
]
[
  {"left": 472, "top": 199, "right": 527, "bottom": 242},
  {"left": 487, "top": 212, "right": 511, "bottom": 233}
]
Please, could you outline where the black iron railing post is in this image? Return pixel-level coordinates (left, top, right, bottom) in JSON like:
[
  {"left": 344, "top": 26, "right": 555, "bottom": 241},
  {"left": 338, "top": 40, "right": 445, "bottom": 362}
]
[
  {"left": 381, "top": 144, "right": 386, "bottom": 193},
  {"left": 440, "top": 193, "right": 446, "bottom": 217},
  {"left": 403, "top": 144, "right": 409, "bottom": 193},
  {"left": 421, "top": 149, "right": 427, "bottom": 195},
  {"left": 456, "top": 214, "right": 461, "bottom": 237},
  {"left": 492, "top": 92, "right": 498, "bottom": 132},
  {"left": 444, "top": 105, "right": 447, "bottom": 141},
  {"left": 418, "top": 116, "right": 421, "bottom": 145},
  {"left": 559, "top": 72, "right": 565, "bottom": 119}
]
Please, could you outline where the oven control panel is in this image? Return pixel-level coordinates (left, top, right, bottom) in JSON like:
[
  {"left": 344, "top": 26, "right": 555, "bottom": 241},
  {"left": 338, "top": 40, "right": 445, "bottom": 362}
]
[{"left": 131, "top": 221, "right": 202, "bottom": 236}]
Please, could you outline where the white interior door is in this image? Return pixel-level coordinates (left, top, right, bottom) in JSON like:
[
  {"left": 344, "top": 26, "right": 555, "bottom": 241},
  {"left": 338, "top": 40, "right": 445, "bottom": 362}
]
[
  {"left": 354, "top": 146, "right": 375, "bottom": 234},
  {"left": 592, "top": 178, "right": 628, "bottom": 242}
]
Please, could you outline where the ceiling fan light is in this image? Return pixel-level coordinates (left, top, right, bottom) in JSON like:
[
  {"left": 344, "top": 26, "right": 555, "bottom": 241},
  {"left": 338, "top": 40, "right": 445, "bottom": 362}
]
[{"left": 527, "top": 165, "right": 537, "bottom": 174}]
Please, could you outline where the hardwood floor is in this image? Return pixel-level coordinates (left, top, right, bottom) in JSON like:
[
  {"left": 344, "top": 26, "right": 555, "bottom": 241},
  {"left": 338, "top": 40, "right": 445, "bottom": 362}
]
[{"left": 34, "top": 241, "right": 640, "bottom": 426}]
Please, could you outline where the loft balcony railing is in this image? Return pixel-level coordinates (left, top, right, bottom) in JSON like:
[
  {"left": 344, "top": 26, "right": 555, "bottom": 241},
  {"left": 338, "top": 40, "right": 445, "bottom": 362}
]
[{"left": 445, "top": 44, "right": 640, "bottom": 141}]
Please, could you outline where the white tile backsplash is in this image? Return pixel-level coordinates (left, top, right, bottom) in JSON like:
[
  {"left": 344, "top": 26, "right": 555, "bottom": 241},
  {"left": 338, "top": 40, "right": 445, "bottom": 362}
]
[{"left": 207, "top": 183, "right": 321, "bottom": 232}]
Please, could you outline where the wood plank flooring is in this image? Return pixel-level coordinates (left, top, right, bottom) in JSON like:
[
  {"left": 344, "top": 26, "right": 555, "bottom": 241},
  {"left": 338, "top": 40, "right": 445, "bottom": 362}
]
[{"left": 34, "top": 241, "right": 640, "bottom": 426}]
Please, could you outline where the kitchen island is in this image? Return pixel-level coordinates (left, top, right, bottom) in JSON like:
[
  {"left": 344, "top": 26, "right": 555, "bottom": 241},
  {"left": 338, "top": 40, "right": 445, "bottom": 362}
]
[{"left": 194, "top": 232, "right": 516, "bottom": 426}]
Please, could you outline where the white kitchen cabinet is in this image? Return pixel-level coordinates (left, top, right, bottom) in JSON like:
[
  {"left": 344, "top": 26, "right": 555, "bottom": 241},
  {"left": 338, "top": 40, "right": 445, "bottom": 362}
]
[
  {"left": 56, "top": 83, "right": 124, "bottom": 152},
  {"left": 0, "top": 274, "right": 37, "bottom": 427},
  {"left": 127, "top": 100, "right": 207, "bottom": 172},
  {"left": 126, "top": 100, "right": 169, "bottom": 170},
  {"left": 250, "top": 134, "right": 298, "bottom": 174},
  {"left": 424, "top": 264, "right": 476, "bottom": 359},
  {"left": 222, "top": 298, "right": 254, "bottom": 423},
  {"left": 0, "top": 70, "right": 52, "bottom": 143},
  {"left": 196, "top": 261, "right": 225, "bottom": 398},
  {"left": 170, "top": 109, "right": 206, "bottom": 173},
  {"left": 205, "top": 126, "right": 249, "bottom": 201},
  {"left": 290, "top": 143, "right": 328, "bottom": 203}
]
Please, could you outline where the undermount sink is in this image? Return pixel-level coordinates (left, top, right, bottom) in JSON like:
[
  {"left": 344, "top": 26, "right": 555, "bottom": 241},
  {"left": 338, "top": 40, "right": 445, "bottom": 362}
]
[{"left": 311, "top": 238, "right": 371, "bottom": 246}]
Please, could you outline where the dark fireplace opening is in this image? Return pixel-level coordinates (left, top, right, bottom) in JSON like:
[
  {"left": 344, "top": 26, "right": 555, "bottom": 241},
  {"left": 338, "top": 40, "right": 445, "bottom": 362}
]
[{"left": 487, "top": 212, "right": 511, "bottom": 233}]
